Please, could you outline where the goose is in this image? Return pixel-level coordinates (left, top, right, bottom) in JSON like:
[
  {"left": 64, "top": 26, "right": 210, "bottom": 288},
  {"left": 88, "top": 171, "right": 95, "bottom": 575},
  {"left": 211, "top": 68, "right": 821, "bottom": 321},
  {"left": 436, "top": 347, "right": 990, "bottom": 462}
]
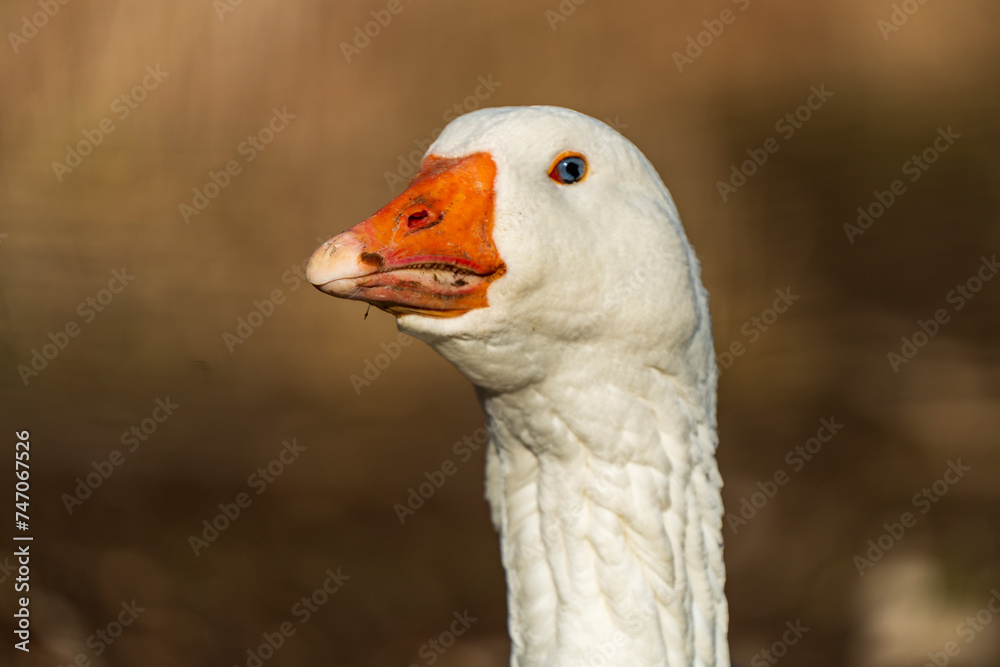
[{"left": 307, "top": 105, "right": 728, "bottom": 667}]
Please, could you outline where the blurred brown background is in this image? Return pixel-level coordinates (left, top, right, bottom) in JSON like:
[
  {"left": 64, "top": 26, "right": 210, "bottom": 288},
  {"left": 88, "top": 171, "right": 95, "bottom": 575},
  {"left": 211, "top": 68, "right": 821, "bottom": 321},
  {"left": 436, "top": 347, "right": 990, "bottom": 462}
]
[{"left": 1, "top": 1, "right": 999, "bottom": 665}]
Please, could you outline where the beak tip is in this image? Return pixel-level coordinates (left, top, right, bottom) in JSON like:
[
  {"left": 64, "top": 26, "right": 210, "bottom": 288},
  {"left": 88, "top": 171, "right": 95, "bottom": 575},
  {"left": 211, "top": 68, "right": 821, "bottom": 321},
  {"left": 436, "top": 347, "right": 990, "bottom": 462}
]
[
  {"left": 307, "top": 233, "right": 371, "bottom": 295},
  {"left": 305, "top": 242, "right": 334, "bottom": 286}
]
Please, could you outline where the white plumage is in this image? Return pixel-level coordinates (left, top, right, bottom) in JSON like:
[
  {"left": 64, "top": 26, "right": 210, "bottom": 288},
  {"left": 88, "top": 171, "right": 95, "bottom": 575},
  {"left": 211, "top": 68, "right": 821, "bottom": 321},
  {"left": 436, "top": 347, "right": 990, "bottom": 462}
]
[{"left": 308, "top": 106, "right": 728, "bottom": 667}]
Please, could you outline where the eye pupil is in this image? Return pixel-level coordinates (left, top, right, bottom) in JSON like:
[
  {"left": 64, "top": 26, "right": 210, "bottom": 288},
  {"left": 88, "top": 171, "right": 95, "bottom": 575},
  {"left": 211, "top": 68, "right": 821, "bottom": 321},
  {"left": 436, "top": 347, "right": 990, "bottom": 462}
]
[{"left": 550, "top": 154, "right": 587, "bottom": 184}]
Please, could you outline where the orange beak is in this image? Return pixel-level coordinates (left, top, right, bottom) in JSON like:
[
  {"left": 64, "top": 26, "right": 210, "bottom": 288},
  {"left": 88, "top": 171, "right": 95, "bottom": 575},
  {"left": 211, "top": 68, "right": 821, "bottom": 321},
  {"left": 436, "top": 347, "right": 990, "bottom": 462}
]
[{"left": 307, "top": 152, "right": 506, "bottom": 317}]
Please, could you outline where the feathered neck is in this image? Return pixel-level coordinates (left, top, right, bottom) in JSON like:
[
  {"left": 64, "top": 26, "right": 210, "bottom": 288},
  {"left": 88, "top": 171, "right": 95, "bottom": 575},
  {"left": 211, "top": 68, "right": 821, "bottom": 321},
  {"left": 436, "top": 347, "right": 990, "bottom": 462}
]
[{"left": 479, "top": 349, "right": 728, "bottom": 667}]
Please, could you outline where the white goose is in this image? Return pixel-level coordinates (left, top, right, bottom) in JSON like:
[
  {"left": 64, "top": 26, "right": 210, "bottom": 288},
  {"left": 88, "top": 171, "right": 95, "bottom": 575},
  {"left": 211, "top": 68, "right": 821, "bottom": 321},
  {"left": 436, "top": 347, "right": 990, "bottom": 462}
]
[{"left": 307, "top": 106, "right": 728, "bottom": 667}]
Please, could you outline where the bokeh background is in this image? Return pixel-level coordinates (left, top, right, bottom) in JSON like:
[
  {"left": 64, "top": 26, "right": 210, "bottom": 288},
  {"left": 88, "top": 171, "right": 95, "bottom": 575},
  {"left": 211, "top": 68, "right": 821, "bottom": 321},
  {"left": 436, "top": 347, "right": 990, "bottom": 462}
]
[{"left": 2, "top": 1, "right": 999, "bottom": 665}]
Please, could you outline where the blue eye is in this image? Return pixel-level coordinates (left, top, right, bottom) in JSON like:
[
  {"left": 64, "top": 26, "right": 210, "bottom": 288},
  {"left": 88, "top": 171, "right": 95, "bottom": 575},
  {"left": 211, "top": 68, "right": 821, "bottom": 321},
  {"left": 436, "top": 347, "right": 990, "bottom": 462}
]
[{"left": 549, "top": 153, "right": 588, "bottom": 184}]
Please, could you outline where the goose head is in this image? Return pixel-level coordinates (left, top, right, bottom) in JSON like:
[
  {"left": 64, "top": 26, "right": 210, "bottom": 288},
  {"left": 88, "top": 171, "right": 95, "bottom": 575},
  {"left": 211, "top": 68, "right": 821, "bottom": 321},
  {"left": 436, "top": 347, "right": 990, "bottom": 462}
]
[
  {"left": 307, "top": 106, "right": 726, "bottom": 667},
  {"left": 308, "top": 106, "right": 713, "bottom": 395}
]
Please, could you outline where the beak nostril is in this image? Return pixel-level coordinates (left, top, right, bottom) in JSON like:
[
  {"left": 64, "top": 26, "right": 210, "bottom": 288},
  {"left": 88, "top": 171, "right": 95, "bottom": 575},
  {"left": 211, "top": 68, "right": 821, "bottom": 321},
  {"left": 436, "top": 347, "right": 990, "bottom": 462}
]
[{"left": 407, "top": 210, "right": 430, "bottom": 228}]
